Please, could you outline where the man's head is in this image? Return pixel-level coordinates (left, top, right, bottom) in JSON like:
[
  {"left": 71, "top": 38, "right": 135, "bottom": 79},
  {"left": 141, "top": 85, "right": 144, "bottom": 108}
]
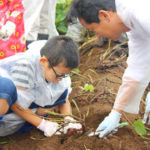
[
  {"left": 67, "top": 0, "right": 129, "bottom": 40},
  {"left": 40, "top": 35, "right": 79, "bottom": 83}
]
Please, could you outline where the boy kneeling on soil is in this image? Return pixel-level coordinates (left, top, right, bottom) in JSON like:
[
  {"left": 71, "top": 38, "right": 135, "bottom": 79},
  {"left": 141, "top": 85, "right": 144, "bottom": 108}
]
[{"left": 0, "top": 35, "right": 82, "bottom": 137}]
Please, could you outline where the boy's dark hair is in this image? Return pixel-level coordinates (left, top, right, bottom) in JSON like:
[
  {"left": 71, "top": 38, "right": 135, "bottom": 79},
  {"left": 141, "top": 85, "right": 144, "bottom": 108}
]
[
  {"left": 67, "top": 0, "right": 116, "bottom": 24},
  {"left": 40, "top": 35, "right": 79, "bottom": 69}
]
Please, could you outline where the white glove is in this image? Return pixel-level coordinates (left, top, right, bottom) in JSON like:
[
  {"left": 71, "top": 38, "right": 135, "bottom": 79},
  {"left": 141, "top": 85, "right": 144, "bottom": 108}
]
[
  {"left": 62, "top": 116, "right": 82, "bottom": 134},
  {"left": 37, "top": 119, "right": 60, "bottom": 137},
  {"left": 0, "top": 21, "right": 16, "bottom": 39},
  {"left": 143, "top": 92, "right": 150, "bottom": 125},
  {"left": 96, "top": 110, "right": 122, "bottom": 138}
]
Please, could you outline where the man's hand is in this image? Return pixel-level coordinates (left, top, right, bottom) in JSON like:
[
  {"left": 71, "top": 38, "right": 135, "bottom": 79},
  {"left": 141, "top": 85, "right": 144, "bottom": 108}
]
[
  {"left": 62, "top": 116, "right": 82, "bottom": 134},
  {"left": 0, "top": 21, "right": 16, "bottom": 39},
  {"left": 143, "top": 92, "right": 150, "bottom": 125},
  {"left": 96, "top": 110, "right": 122, "bottom": 138},
  {"left": 37, "top": 119, "right": 60, "bottom": 137}
]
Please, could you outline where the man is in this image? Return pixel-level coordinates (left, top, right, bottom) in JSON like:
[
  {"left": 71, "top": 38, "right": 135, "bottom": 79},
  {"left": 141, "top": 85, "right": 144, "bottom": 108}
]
[{"left": 67, "top": 0, "right": 150, "bottom": 138}]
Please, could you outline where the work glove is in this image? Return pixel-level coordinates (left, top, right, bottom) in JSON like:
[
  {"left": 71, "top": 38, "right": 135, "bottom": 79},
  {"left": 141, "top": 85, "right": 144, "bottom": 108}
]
[
  {"left": 0, "top": 21, "right": 16, "bottom": 39},
  {"left": 96, "top": 110, "right": 122, "bottom": 138},
  {"left": 37, "top": 119, "right": 60, "bottom": 137},
  {"left": 62, "top": 116, "right": 82, "bottom": 134},
  {"left": 143, "top": 92, "right": 150, "bottom": 125}
]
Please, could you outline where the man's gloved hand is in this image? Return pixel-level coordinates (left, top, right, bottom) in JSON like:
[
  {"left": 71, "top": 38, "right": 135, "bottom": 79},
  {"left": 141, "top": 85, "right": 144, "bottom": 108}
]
[
  {"left": 0, "top": 21, "right": 16, "bottom": 39},
  {"left": 96, "top": 110, "right": 122, "bottom": 138},
  {"left": 143, "top": 92, "right": 150, "bottom": 125},
  {"left": 37, "top": 119, "right": 60, "bottom": 137},
  {"left": 62, "top": 116, "right": 82, "bottom": 134}
]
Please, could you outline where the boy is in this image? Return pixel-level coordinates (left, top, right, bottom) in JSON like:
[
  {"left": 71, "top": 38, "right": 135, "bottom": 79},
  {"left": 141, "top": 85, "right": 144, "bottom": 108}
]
[{"left": 0, "top": 35, "right": 81, "bottom": 136}]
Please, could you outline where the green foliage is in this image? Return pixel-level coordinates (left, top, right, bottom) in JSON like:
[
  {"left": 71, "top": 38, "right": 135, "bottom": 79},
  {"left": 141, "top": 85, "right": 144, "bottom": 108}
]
[
  {"left": 0, "top": 141, "right": 9, "bottom": 145},
  {"left": 72, "top": 99, "right": 81, "bottom": 116},
  {"left": 132, "top": 119, "right": 147, "bottom": 136},
  {"left": 72, "top": 68, "right": 80, "bottom": 75},
  {"left": 84, "top": 84, "right": 94, "bottom": 92},
  {"left": 56, "top": 0, "right": 72, "bottom": 34},
  {"left": 119, "top": 122, "right": 128, "bottom": 128}
]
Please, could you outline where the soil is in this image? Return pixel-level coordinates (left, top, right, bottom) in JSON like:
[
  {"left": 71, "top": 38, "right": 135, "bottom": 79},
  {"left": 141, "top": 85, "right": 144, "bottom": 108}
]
[{"left": 0, "top": 43, "right": 150, "bottom": 150}]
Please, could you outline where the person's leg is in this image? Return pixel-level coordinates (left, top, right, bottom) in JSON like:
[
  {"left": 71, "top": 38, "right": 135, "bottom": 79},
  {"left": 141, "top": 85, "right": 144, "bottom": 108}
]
[
  {"left": 0, "top": 99, "right": 9, "bottom": 115},
  {"left": 0, "top": 77, "right": 17, "bottom": 115},
  {"left": 38, "top": 0, "right": 49, "bottom": 40},
  {"left": 47, "top": 0, "right": 59, "bottom": 39},
  {"left": 23, "top": 0, "right": 44, "bottom": 48}
]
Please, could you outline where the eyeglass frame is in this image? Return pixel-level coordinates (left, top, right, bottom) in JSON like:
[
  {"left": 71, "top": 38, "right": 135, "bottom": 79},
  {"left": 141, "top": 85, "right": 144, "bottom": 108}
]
[{"left": 49, "top": 61, "right": 72, "bottom": 79}]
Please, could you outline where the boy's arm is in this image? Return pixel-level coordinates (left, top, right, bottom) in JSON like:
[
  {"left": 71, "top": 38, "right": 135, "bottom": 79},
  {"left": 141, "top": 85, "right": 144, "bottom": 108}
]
[
  {"left": 59, "top": 97, "right": 82, "bottom": 134},
  {"left": 11, "top": 102, "right": 60, "bottom": 137},
  {"left": 11, "top": 103, "right": 42, "bottom": 127},
  {"left": 59, "top": 97, "right": 72, "bottom": 115},
  {"left": 36, "top": 98, "right": 72, "bottom": 116}
]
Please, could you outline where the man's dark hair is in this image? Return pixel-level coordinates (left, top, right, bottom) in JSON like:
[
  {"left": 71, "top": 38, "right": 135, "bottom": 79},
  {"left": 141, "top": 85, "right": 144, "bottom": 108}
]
[
  {"left": 67, "top": 0, "right": 116, "bottom": 24},
  {"left": 40, "top": 35, "right": 79, "bottom": 69}
]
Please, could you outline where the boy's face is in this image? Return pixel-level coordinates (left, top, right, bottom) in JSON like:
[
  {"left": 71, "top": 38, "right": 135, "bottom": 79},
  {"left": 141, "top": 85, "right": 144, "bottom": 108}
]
[{"left": 40, "top": 57, "right": 72, "bottom": 83}]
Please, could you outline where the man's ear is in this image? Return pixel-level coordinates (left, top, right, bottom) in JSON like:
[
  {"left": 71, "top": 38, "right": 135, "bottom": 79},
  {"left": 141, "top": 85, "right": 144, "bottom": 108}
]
[
  {"left": 98, "top": 10, "right": 111, "bottom": 22},
  {"left": 40, "top": 57, "right": 49, "bottom": 67}
]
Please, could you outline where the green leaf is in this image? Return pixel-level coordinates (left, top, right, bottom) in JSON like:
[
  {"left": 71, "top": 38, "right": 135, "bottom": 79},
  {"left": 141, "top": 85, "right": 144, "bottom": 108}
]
[
  {"left": 0, "top": 140, "right": 15, "bottom": 145},
  {"left": 119, "top": 122, "right": 128, "bottom": 128},
  {"left": 86, "top": 108, "right": 90, "bottom": 117},
  {"left": 84, "top": 84, "right": 94, "bottom": 92},
  {"left": 0, "top": 141, "right": 9, "bottom": 145},
  {"left": 72, "top": 68, "right": 80, "bottom": 74},
  {"left": 72, "top": 99, "right": 80, "bottom": 114},
  {"left": 132, "top": 120, "right": 147, "bottom": 136},
  {"left": 89, "top": 85, "right": 94, "bottom": 92},
  {"left": 57, "top": 0, "right": 66, "bottom": 4},
  {"left": 46, "top": 110, "right": 64, "bottom": 116},
  {"left": 84, "top": 84, "right": 89, "bottom": 92},
  {"left": 57, "top": 25, "right": 68, "bottom": 34}
]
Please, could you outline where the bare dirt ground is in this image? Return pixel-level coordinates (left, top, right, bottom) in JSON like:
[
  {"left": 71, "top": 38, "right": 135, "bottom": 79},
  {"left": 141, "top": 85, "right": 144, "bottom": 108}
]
[{"left": 0, "top": 42, "right": 150, "bottom": 150}]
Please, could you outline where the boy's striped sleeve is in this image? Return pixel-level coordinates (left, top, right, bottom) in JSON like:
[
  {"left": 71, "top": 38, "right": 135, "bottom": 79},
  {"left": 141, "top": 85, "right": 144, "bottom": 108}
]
[{"left": 10, "top": 59, "right": 35, "bottom": 89}]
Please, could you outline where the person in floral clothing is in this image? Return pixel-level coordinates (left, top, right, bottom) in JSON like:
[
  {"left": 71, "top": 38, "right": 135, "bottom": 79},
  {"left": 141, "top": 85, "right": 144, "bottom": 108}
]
[{"left": 0, "top": 0, "right": 26, "bottom": 59}]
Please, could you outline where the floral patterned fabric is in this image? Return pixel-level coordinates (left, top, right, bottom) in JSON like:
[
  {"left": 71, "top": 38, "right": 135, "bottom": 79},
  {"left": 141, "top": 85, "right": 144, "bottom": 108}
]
[{"left": 0, "top": 0, "right": 26, "bottom": 59}]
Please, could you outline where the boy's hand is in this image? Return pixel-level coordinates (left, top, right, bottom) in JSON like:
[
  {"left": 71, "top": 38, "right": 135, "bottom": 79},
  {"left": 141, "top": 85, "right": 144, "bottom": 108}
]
[
  {"left": 143, "top": 92, "right": 150, "bottom": 125},
  {"left": 0, "top": 21, "right": 16, "bottom": 39},
  {"left": 96, "top": 110, "right": 122, "bottom": 138},
  {"left": 62, "top": 116, "right": 82, "bottom": 134},
  {"left": 37, "top": 119, "right": 60, "bottom": 137}
]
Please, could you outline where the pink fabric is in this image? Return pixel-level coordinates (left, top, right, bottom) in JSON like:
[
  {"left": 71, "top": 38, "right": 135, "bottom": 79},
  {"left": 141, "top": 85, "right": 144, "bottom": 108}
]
[{"left": 0, "top": 0, "right": 26, "bottom": 59}]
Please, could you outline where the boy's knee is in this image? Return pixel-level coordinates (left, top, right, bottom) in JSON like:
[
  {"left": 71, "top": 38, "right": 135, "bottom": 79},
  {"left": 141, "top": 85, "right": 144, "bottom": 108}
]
[
  {"left": 0, "top": 98, "right": 9, "bottom": 115},
  {"left": 0, "top": 77, "right": 17, "bottom": 112}
]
